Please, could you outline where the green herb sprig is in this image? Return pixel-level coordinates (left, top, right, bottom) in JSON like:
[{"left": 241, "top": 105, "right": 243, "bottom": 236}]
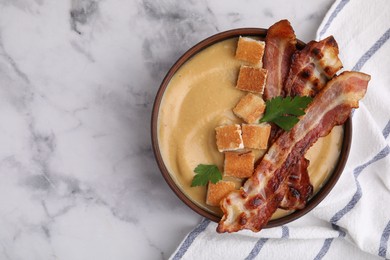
[
  {"left": 260, "top": 96, "right": 313, "bottom": 131},
  {"left": 191, "top": 164, "right": 222, "bottom": 187}
]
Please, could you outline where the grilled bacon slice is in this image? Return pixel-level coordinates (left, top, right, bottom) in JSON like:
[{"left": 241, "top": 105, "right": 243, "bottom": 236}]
[
  {"left": 284, "top": 36, "right": 343, "bottom": 97},
  {"left": 279, "top": 157, "right": 313, "bottom": 210},
  {"left": 263, "top": 20, "right": 297, "bottom": 100},
  {"left": 280, "top": 36, "right": 343, "bottom": 210},
  {"left": 217, "top": 71, "right": 370, "bottom": 233}
]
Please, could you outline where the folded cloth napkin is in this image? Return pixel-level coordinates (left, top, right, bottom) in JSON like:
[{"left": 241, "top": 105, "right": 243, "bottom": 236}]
[{"left": 170, "top": 0, "right": 390, "bottom": 259}]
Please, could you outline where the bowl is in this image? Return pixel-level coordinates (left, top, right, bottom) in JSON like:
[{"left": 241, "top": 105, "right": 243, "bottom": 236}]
[{"left": 151, "top": 28, "right": 352, "bottom": 227}]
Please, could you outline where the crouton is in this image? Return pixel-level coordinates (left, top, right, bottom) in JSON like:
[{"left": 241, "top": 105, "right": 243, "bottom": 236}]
[
  {"left": 206, "top": 181, "right": 236, "bottom": 206},
  {"left": 215, "top": 124, "right": 244, "bottom": 152},
  {"left": 236, "top": 66, "right": 268, "bottom": 94},
  {"left": 235, "top": 36, "right": 265, "bottom": 65},
  {"left": 224, "top": 151, "right": 255, "bottom": 178},
  {"left": 233, "top": 93, "right": 266, "bottom": 123},
  {"left": 242, "top": 123, "right": 271, "bottom": 149}
]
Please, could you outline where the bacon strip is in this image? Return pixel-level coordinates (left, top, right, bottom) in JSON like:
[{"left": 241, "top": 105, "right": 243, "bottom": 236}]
[
  {"left": 217, "top": 71, "right": 370, "bottom": 233},
  {"left": 263, "top": 20, "right": 297, "bottom": 100},
  {"left": 261, "top": 20, "right": 304, "bottom": 208},
  {"left": 284, "top": 36, "right": 343, "bottom": 97}
]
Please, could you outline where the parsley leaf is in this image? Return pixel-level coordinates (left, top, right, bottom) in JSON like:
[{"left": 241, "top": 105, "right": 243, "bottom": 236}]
[
  {"left": 259, "top": 96, "right": 313, "bottom": 131},
  {"left": 191, "top": 164, "right": 222, "bottom": 187}
]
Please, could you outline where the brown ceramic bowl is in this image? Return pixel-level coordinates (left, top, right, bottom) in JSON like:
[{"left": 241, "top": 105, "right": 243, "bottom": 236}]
[{"left": 151, "top": 28, "right": 352, "bottom": 227}]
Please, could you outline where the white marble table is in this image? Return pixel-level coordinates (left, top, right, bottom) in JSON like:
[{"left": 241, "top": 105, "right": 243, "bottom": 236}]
[{"left": 0, "top": 0, "right": 334, "bottom": 259}]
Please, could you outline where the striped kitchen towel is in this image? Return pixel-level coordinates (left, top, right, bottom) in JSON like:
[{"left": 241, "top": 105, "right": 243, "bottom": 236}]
[{"left": 170, "top": 0, "right": 390, "bottom": 259}]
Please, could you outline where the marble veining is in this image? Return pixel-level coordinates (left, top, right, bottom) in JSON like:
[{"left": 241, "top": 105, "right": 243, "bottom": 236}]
[
  {"left": 0, "top": 0, "right": 333, "bottom": 259},
  {"left": 70, "top": 0, "right": 100, "bottom": 35}
]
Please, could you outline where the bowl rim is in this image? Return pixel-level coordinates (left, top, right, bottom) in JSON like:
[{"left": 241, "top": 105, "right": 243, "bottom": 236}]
[{"left": 151, "top": 28, "right": 352, "bottom": 227}]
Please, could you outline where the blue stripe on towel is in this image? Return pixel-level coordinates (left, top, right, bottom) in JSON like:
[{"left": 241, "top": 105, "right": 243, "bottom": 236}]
[
  {"left": 313, "top": 145, "right": 390, "bottom": 259},
  {"left": 281, "top": 226, "right": 290, "bottom": 238},
  {"left": 383, "top": 119, "right": 390, "bottom": 139},
  {"left": 379, "top": 220, "right": 390, "bottom": 258},
  {"left": 330, "top": 172, "right": 362, "bottom": 223},
  {"left": 245, "top": 238, "right": 269, "bottom": 260},
  {"left": 330, "top": 145, "right": 390, "bottom": 224},
  {"left": 245, "top": 226, "right": 289, "bottom": 259},
  {"left": 352, "top": 28, "right": 390, "bottom": 71},
  {"left": 332, "top": 223, "right": 346, "bottom": 238},
  {"left": 313, "top": 225, "right": 347, "bottom": 260},
  {"left": 172, "top": 218, "right": 210, "bottom": 260},
  {"left": 313, "top": 238, "right": 333, "bottom": 260},
  {"left": 318, "top": 0, "right": 350, "bottom": 38},
  {"left": 349, "top": 30, "right": 389, "bottom": 119}
]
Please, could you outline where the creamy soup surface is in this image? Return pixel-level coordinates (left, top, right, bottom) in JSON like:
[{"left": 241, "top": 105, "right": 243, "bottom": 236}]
[{"left": 158, "top": 38, "right": 343, "bottom": 219}]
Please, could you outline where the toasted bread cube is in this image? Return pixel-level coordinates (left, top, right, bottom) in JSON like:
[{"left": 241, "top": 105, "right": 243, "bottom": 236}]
[
  {"left": 215, "top": 124, "right": 244, "bottom": 152},
  {"left": 236, "top": 66, "right": 267, "bottom": 94},
  {"left": 233, "top": 93, "right": 266, "bottom": 123},
  {"left": 224, "top": 151, "right": 255, "bottom": 178},
  {"left": 242, "top": 123, "right": 271, "bottom": 149},
  {"left": 206, "top": 181, "right": 236, "bottom": 206},
  {"left": 235, "top": 36, "right": 265, "bottom": 64}
]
